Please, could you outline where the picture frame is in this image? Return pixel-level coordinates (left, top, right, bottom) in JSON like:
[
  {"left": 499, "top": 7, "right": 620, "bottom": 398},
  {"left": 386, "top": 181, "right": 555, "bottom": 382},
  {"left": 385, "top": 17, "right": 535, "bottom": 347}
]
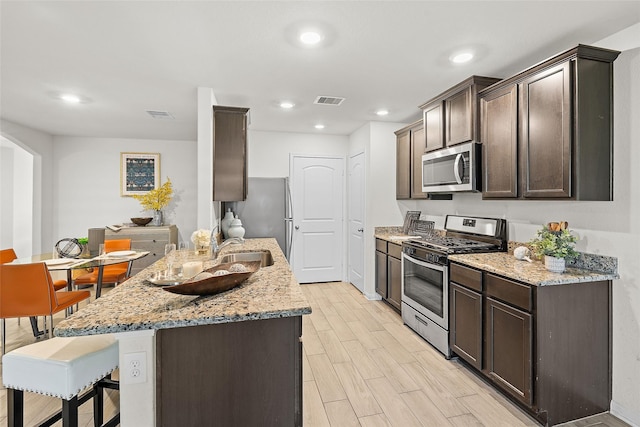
[{"left": 120, "top": 152, "right": 160, "bottom": 196}]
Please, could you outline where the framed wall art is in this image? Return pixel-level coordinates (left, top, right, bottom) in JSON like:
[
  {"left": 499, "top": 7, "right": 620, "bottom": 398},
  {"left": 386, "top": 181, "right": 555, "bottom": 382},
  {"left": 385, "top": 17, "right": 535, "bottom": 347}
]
[{"left": 120, "top": 152, "right": 160, "bottom": 196}]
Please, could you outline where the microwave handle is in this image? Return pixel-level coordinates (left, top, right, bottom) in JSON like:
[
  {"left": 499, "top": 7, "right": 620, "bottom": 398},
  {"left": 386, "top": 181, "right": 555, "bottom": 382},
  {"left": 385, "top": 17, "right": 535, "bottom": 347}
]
[{"left": 453, "top": 153, "right": 463, "bottom": 184}]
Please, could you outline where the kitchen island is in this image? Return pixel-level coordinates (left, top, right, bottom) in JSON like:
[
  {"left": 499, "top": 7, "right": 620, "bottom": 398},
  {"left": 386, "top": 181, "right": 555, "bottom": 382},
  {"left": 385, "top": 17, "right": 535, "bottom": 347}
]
[{"left": 55, "top": 238, "right": 311, "bottom": 426}]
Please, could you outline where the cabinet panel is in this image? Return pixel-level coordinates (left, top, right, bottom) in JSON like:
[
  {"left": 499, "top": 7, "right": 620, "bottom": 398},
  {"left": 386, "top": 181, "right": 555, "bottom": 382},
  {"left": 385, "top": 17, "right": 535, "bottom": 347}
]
[
  {"left": 450, "top": 263, "right": 482, "bottom": 292},
  {"left": 375, "top": 239, "right": 387, "bottom": 252},
  {"left": 396, "top": 129, "right": 411, "bottom": 199},
  {"left": 485, "top": 297, "right": 532, "bottom": 406},
  {"left": 450, "top": 283, "right": 483, "bottom": 370},
  {"left": 387, "top": 242, "right": 402, "bottom": 259},
  {"left": 520, "top": 62, "right": 571, "bottom": 198},
  {"left": 446, "top": 86, "right": 473, "bottom": 146},
  {"left": 481, "top": 85, "right": 518, "bottom": 198},
  {"left": 485, "top": 273, "right": 531, "bottom": 312},
  {"left": 375, "top": 250, "right": 387, "bottom": 298},
  {"left": 387, "top": 255, "right": 402, "bottom": 311},
  {"left": 212, "top": 106, "right": 249, "bottom": 201},
  {"left": 410, "top": 125, "right": 426, "bottom": 199},
  {"left": 424, "top": 102, "right": 444, "bottom": 152}
]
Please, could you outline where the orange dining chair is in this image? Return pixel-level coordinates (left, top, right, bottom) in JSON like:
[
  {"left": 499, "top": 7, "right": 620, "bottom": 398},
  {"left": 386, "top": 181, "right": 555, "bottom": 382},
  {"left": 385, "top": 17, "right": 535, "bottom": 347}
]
[
  {"left": 0, "top": 263, "right": 91, "bottom": 354},
  {"left": 73, "top": 239, "right": 132, "bottom": 292},
  {"left": 1, "top": 248, "right": 68, "bottom": 291}
]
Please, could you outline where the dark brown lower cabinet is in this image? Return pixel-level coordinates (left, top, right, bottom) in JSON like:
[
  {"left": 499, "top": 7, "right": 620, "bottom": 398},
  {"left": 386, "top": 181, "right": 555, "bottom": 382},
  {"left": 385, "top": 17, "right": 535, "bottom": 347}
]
[
  {"left": 450, "top": 283, "right": 482, "bottom": 370},
  {"left": 375, "top": 249, "right": 387, "bottom": 298},
  {"left": 375, "top": 238, "right": 402, "bottom": 313},
  {"left": 156, "top": 316, "right": 302, "bottom": 426},
  {"left": 449, "top": 262, "right": 611, "bottom": 426},
  {"left": 484, "top": 297, "right": 532, "bottom": 406},
  {"left": 387, "top": 254, "right": 402, "bottom": 311}
]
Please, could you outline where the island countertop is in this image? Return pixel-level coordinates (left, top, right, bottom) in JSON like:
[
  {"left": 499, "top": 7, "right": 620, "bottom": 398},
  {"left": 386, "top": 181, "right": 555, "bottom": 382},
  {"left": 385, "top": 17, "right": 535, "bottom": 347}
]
[
  {"left": 55, "top": 238, "right": 311, "bottom": 337},
  {"left": 449, "top": 252, "right": 619, "bottom": 286}
]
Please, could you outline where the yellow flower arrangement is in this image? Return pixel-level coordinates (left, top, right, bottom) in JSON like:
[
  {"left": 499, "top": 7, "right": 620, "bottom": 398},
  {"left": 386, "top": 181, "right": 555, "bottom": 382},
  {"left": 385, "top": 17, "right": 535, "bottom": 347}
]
[{"left": 133, "top": 178, "right": 173, "bottom": 211}]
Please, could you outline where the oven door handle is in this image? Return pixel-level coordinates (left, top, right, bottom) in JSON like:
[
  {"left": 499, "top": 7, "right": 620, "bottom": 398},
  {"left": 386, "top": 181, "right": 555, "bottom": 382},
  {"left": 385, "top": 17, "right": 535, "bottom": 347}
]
[{"left": 402, "top": 253, "right": 446, "bottom": 272}]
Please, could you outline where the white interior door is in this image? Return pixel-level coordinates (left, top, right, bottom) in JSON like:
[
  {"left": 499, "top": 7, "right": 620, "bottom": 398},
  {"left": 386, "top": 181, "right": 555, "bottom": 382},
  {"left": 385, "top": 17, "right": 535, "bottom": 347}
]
[
  {"left": 291, "top": 156, "right": 344, "bottom": 283},
  {"left": 348, "top": 152, "right": 365, "bottom": 292}
]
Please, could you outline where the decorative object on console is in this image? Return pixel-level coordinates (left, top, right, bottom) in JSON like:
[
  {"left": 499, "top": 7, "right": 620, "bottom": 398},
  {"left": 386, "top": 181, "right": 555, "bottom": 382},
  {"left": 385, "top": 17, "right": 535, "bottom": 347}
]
[
  {"left": 529, "top": 221, "right": 578, "bottom": 273},
  {"left": 132, "top": 177, "right": 173, "bottom": 226},
  {"left": 191, "top": 229, "right": 211, "bottom": 255},
  {"left": 120, "top": 152, "right": 160, "bottom": 196},
  {"left": 131, "top": 217, "right": 153, "bottom": 226}
]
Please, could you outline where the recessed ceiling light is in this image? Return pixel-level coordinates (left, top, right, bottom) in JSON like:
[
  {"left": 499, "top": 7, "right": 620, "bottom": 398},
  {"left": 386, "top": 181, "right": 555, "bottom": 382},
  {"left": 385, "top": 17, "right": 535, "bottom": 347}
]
[
  {"left": 376, "top": 109, "right": 389, "bottom": 116},
  {"left": 315, "top": 124, "right": 325, "bottom": 130},
  {"left": 300, "top": 31, "right": 322, "bottom": 45},
  {"left": 450, "top": 52, "right": 474, "bottom": 64},
  {"left": 280, "top": 101, "right": 295, "bottom": 109},
  {"left": 60, "top": 94, "right": 81, "bottom": 103}
]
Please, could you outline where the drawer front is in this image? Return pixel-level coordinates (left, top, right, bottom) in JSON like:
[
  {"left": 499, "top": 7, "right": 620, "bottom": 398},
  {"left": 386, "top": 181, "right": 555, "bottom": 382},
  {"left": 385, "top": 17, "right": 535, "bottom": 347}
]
[
  {"left": 387, "top": 242, "right": 402, "bottom": 259},
  {"left": 450, "top": 263, "right": 482, "bottom": 292},
  {"left": 375, "top": 239, "right": 387, "bottom": 253},
  {"left": 485, "top": 274, "right": 532, "bottom": 312}
]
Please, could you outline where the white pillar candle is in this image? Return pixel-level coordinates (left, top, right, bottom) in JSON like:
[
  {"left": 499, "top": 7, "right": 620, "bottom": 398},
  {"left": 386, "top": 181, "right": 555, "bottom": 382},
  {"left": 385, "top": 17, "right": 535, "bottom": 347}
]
[{"left": 182, "top": 261, "right": 203, "bottom": 279}]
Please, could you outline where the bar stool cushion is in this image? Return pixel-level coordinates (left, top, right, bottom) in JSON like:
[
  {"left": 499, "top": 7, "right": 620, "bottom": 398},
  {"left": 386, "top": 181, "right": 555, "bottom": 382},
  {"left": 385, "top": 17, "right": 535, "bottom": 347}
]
[{"left": 2, "top": 335, "right": 118, "bottom": 400}]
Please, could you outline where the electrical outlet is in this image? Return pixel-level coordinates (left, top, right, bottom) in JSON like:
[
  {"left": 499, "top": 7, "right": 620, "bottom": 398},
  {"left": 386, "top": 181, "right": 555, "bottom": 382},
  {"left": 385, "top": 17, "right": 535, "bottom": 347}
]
[{"left": 123, "top": 351, "right": 147, "bottom": 384}]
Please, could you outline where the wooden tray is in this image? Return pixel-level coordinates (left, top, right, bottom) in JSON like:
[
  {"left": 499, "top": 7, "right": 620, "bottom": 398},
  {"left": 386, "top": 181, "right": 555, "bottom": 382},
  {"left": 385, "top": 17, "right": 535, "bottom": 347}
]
[{"left": 163, "top": 260, "right": 261, "bottom": 296}]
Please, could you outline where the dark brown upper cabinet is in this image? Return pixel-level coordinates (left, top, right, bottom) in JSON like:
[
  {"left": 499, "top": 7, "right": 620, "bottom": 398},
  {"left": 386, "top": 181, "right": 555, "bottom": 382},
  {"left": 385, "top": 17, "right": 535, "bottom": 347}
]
[
  {"left": 395, "top": 120, "right": 426, "bottom": 200},
  {"left": 480, "top": 45, "right": 620, "bottom": 200},
  {"left": 420, "top": 76, "right": 501, "bottom": 153},
  {"left": 212, "top": 105, "right": 249, "bottom": 201}
]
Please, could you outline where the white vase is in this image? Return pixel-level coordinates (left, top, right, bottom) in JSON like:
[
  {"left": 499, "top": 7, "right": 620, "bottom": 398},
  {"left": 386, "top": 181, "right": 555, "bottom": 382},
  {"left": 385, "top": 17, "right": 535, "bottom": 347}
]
[
  {"left": 227, "top": 216, "right": 245, "bottom": 239},
  {"left": 544, "top": 255, "right": 566, "bottom": 273},
  {"left": 221, "top": 209, "right": 235, "bottom": 239}
]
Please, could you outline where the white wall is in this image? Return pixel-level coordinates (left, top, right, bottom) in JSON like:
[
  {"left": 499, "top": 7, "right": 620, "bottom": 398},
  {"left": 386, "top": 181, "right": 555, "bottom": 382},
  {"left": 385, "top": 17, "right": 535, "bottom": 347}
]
[
  {"left": 52, "top": 136, "right": 198, "bottom": 247},
  {"left": 247, "top": 130, "right": 349, "bottom": 177},
  {"left": 0, "top": 118, "right": 55, "bottom": 254}
]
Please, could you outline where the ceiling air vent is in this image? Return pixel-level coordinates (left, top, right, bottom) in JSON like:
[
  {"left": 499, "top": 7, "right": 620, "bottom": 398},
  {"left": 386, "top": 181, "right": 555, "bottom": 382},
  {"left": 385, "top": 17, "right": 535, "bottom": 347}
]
[
  {"left": 146, "top": 110, "right": 174, "bottom": 119},
  {"left": 314, "top": 96, "right": 345, "bottom": 106}
]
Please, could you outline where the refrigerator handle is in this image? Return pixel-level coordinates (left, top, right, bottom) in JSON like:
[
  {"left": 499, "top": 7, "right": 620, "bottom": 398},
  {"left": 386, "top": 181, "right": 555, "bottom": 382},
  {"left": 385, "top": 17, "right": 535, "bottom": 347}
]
[{"left": 285, "top": 178, "right": 294, "bottom": 260}]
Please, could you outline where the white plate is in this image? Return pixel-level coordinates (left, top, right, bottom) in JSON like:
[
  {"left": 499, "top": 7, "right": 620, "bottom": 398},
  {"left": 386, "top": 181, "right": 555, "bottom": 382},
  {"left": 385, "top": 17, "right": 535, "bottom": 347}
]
[
  {"left": 107, "top": 250, "right": 136, "bottom": 257},
  {"left": 44, "top": 258, "right": 75, "bottom": 266}
]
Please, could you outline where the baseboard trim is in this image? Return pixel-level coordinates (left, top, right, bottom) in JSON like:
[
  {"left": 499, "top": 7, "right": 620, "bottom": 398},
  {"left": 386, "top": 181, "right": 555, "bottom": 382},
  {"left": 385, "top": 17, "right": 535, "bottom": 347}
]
[
  {"left": 611, "top": 400, "right": 640, "bottom": 427},
  {"left": 364, "top": 291, "right": 382, "bottom": 301}
]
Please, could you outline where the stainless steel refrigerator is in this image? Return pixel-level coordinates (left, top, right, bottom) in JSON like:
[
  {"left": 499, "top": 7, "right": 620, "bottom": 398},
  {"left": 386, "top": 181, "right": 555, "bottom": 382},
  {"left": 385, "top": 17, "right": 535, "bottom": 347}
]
[{"left": 223, "top": 177, "right": 292, "bottom": 260}]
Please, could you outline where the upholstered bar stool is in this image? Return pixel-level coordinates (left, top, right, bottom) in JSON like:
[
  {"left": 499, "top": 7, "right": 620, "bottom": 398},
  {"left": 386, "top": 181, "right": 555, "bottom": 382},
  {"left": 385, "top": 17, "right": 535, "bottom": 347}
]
[{"left": 2, "top": 335, "right": 120, "bottom": 427}]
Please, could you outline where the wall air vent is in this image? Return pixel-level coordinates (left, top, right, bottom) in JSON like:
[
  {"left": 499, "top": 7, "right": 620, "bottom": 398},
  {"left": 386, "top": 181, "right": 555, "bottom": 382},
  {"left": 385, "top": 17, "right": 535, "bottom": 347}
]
[
  {"left": 314, "top": 96, "right": 345, "bottom": 106},
  {"left": 146, "top": 110, "right": 174, "bottom": 119}
]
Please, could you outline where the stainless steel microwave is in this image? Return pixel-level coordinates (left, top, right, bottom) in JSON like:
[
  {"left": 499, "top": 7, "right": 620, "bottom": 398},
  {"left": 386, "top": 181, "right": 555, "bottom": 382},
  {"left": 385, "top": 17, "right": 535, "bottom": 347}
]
[{"left": 422, "top": 142, "right": 481, "bottom": 193}]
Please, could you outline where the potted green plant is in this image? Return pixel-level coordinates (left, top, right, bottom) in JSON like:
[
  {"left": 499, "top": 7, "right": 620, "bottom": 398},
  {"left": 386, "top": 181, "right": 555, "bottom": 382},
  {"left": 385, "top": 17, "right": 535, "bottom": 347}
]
[{"left": 529, "top": 221, "right": 578, "bottom": 273}]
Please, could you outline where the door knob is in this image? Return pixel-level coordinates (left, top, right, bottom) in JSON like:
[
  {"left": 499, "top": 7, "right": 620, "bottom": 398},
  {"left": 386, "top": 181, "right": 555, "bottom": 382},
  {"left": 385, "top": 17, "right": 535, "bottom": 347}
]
[
  {"left": 357, "top": 228, "right": 364, "bottom": 232},
  {"left": 295, "top": 226, "right": 300, "bottom": 230}
]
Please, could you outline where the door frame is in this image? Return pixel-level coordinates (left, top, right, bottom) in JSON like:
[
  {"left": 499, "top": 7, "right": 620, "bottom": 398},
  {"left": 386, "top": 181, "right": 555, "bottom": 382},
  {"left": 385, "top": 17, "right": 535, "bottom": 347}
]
[{"left": 289, "top": 154, "right": 347, "bottom": 283}]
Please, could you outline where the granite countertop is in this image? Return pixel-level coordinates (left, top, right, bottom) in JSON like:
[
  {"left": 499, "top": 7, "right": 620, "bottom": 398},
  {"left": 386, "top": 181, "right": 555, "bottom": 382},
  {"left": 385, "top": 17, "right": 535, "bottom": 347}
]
[
  {"left": 449, "top": 252, "right": 619, "bottom": 286},
  {"left": 374, "top": 226, "right": 431, "bottom": 244},
  {"left": 55, "top": 238, "right": 311, "bottom": 337}
]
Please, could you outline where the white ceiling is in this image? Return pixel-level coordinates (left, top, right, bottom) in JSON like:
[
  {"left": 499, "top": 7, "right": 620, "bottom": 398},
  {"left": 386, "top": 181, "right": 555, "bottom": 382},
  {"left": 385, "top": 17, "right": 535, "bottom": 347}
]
[{"left": 1, "top": 1, "right": 639, "bottom": 141}]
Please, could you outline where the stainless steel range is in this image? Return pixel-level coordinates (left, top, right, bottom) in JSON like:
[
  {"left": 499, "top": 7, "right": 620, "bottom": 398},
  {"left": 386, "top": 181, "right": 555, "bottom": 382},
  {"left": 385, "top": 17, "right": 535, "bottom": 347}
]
[{"left": 401, "top": 215, "right": 507, "bottom": 357}]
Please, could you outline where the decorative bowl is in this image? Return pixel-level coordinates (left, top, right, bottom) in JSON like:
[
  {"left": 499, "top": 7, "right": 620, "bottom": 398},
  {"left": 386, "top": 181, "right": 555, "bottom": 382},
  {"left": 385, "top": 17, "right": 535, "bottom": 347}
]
[
  {"left": 131, "top": 217, "right": 153, "bottom": 226},
  {"left": 163, "top": 260, "right": 261, "bottom": 296}
]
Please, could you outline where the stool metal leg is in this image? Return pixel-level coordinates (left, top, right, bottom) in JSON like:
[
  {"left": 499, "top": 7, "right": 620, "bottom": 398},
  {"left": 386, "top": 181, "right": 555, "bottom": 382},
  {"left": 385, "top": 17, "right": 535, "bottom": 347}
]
[
  {"left": 61, "top": 396, "right": 79, "bottom": 427},
  {"left": 7, "top": 388, "right": 24, "bottom": 427},
  {"left": 93, "top": 382, "right": 104, "bottom": 427}
]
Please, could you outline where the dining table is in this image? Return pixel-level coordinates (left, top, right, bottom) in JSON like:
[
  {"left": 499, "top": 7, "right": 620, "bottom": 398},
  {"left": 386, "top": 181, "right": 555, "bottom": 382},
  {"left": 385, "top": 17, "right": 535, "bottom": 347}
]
[{"left": 11, "top": 250, "right": 150, "bottom": 298}]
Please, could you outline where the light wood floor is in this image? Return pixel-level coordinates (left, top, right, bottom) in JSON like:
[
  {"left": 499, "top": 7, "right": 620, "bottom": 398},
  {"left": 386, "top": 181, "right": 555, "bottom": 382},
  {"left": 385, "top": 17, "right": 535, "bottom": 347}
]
[{"left": 0, "top": 282, "right": 630, "bottom": 426}]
